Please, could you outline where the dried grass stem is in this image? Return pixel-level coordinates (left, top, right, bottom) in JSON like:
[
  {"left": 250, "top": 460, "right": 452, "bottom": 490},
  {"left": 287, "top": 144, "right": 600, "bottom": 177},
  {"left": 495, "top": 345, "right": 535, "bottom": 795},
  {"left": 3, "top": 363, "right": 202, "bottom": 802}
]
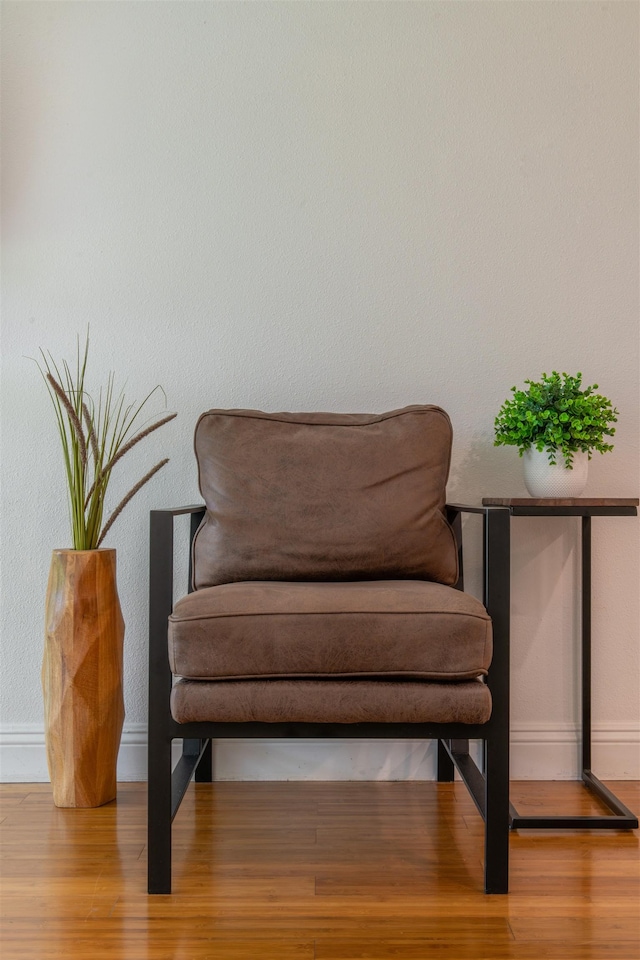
[
  {"left": 97, "top": 459, "right": 169, "bottom": 547},
  {"left": 86, "top": 412, "right": 176, "bottom": 504},
  {"left": 46, "top": 373, "right": 87, "bottom": 469},
  {"left": 83, "top": 402, "right": 100, "bottom": 465},
  {"left": 36, "top": 333, "right": 174, "bottom": 549}
]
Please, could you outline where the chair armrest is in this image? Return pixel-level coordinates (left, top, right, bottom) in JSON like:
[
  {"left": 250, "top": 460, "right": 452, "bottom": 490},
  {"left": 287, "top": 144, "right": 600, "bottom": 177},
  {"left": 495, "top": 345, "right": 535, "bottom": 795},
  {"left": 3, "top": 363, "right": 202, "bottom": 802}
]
[
  {"left": 151, "top": 504, "right": 206, "bottom": 517},
  {"left": 445, "top": 504, "right": 500, "bottom": 589},
  {"left": 444, "top": 503, "right": 510, "bottom": 608},
  {"left": 149, "top": 504, "right": 205, "bottom": 641},
  {"left": 445, "top": 504, "right": 510, "bottom": 586},
  {"left": 149, "top": 506, "right": 205, "bottom": 737},
  {"left": 444, "top": 503, "right": 510, "bottom": 716},
  {"left": 446, "top": 502, "right": 509, "bottom": 516},
  {"left": 150, "top": 503, "right": 206, "bottom": 591}
]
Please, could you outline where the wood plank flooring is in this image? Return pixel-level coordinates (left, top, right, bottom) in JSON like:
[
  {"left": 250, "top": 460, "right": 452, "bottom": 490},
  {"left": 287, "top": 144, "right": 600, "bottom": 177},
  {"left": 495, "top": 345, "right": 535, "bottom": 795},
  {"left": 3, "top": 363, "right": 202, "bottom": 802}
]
[{"left": 1, "top": 780, "right": 638, "bottom": 959}]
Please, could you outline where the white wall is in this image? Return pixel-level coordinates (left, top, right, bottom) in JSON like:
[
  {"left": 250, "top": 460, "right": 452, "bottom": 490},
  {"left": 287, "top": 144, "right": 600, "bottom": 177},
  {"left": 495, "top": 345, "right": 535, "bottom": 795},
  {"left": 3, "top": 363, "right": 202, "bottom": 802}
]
[{"left": 1, "top": 1, "right": 638, "bottom": 782}]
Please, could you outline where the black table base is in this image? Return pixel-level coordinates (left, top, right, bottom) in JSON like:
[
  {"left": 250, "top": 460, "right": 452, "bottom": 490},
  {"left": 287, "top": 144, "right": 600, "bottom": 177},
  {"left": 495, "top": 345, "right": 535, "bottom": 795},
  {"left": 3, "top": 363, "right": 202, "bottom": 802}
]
[{"left": 482, "top": 498, "right": 639, "bottom": 832}]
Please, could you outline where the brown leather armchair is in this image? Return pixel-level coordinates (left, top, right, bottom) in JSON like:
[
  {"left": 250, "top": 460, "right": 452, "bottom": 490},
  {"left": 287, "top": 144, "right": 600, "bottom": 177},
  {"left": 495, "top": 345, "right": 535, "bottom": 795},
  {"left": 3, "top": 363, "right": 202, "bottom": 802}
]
[{"left": 148, "top": 406, "right": 511, "bottom": 893}]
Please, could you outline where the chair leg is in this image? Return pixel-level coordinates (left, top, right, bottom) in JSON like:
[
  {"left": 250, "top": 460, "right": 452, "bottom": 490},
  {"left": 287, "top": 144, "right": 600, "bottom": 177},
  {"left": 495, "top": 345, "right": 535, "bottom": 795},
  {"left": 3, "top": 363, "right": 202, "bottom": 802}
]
[
  {"left": 195, "top": 738, "right": 213, "bottom": 782},
  {"left": 147, "top": 732, "right": 173, "bottom": 894},
  {"left": 483, "top": 734, "right": 509, "bottom": 894},
  {"left": 436, "top": 738, "right": 455, "bottom": 782}
]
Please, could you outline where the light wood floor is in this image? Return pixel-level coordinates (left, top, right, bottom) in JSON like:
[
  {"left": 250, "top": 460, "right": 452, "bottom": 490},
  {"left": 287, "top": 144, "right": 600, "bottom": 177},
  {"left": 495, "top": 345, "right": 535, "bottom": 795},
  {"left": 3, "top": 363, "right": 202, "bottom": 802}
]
[{"left": 1, "top": 780, "right": 639, "bottom": 959}]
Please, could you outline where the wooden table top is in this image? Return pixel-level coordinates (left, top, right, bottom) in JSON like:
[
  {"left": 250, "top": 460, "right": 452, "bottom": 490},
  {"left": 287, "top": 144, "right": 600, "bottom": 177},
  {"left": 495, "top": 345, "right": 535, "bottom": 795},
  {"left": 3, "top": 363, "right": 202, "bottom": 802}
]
[{"left": 482, "top": 497, "right": 639, "bottom": 507}]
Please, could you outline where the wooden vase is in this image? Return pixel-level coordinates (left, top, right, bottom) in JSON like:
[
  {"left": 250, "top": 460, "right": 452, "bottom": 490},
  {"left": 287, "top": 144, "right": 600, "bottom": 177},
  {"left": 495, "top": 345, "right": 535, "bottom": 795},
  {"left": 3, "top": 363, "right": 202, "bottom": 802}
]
[{"left": 42, "top": 549, "right": 125, "bottom": 807}]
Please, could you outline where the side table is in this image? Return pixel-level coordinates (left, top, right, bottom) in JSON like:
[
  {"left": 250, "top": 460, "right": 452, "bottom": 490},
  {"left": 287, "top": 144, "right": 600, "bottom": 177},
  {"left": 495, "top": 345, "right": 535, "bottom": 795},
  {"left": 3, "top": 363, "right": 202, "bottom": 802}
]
[{"left": 482, "top": 497, "right": 639, "bottom": 831}]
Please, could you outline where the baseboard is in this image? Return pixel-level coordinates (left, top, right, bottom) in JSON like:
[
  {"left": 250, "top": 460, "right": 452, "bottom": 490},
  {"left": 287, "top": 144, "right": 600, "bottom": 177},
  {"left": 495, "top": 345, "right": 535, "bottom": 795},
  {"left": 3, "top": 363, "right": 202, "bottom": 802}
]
[
  {"left": 0, "top": 724, "right": 153, "bottom": 784},
  {"left": 1, "top": 722, "right": 638, "bottom": 783},
  {"left": 508, "top": 722, "right": 640, "bottom": 780}
]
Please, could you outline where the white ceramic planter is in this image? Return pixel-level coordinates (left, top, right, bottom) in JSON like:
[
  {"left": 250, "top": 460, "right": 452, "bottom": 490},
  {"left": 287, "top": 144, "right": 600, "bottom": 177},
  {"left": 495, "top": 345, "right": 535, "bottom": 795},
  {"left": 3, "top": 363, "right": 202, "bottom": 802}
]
[{"left": 522, "top": 448, "right": 589, "bottom": 498}]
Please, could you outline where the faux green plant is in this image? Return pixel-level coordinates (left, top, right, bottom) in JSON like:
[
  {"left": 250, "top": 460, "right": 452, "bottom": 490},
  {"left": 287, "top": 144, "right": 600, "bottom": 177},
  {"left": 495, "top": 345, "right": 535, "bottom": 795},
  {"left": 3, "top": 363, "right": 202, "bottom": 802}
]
[
  {"left": 494, "top": 371, "right": 618, "bottom": 468},
  {"left": 34, "top": 332, "right": 176, "bottom": 550}
]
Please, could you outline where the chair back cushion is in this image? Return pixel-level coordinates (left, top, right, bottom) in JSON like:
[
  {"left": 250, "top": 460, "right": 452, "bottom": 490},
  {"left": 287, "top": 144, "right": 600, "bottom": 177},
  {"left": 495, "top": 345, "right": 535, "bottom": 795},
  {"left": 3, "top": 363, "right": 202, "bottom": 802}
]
[{"left": 192, "top": 405, "right": 457, "bottom": 588}]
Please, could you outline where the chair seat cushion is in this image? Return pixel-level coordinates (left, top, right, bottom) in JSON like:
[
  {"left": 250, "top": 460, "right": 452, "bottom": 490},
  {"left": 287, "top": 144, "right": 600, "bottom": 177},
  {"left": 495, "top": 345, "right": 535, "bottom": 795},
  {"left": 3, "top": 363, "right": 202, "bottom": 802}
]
[
  {"left": 170, "top": 678, "right": 492, "bottom": 724},
  {"left": 168, "top": 580, "right": 492, "bottom": 682}
]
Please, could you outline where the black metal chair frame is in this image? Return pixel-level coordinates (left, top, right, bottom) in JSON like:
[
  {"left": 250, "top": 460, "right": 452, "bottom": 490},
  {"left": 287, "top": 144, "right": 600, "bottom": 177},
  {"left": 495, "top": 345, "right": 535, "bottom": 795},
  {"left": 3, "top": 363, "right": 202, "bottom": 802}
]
[{"left": 148, "top": 503, "right": 511, "bottom": 894}]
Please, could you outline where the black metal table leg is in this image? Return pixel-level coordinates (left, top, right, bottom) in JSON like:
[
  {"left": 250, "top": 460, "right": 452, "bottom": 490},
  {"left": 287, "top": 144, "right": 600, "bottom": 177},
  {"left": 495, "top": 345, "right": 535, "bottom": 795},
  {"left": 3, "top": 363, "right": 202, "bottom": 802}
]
[
  {"left": 576, "top": 515, "right": 638, "bottom": 828},
  {"left": 581, "top": 515, "right": 592, "bottom": 775},
  {"left": 508, "top": 510, "right": 638, "bottom": 831}
]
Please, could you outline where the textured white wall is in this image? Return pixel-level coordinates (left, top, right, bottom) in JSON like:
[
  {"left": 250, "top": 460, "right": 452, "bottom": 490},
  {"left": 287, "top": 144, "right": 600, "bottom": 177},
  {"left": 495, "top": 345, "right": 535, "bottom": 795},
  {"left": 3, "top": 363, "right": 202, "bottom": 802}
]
[{"left": 1, "top": 1, "right": 638, "bottom": 780}]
